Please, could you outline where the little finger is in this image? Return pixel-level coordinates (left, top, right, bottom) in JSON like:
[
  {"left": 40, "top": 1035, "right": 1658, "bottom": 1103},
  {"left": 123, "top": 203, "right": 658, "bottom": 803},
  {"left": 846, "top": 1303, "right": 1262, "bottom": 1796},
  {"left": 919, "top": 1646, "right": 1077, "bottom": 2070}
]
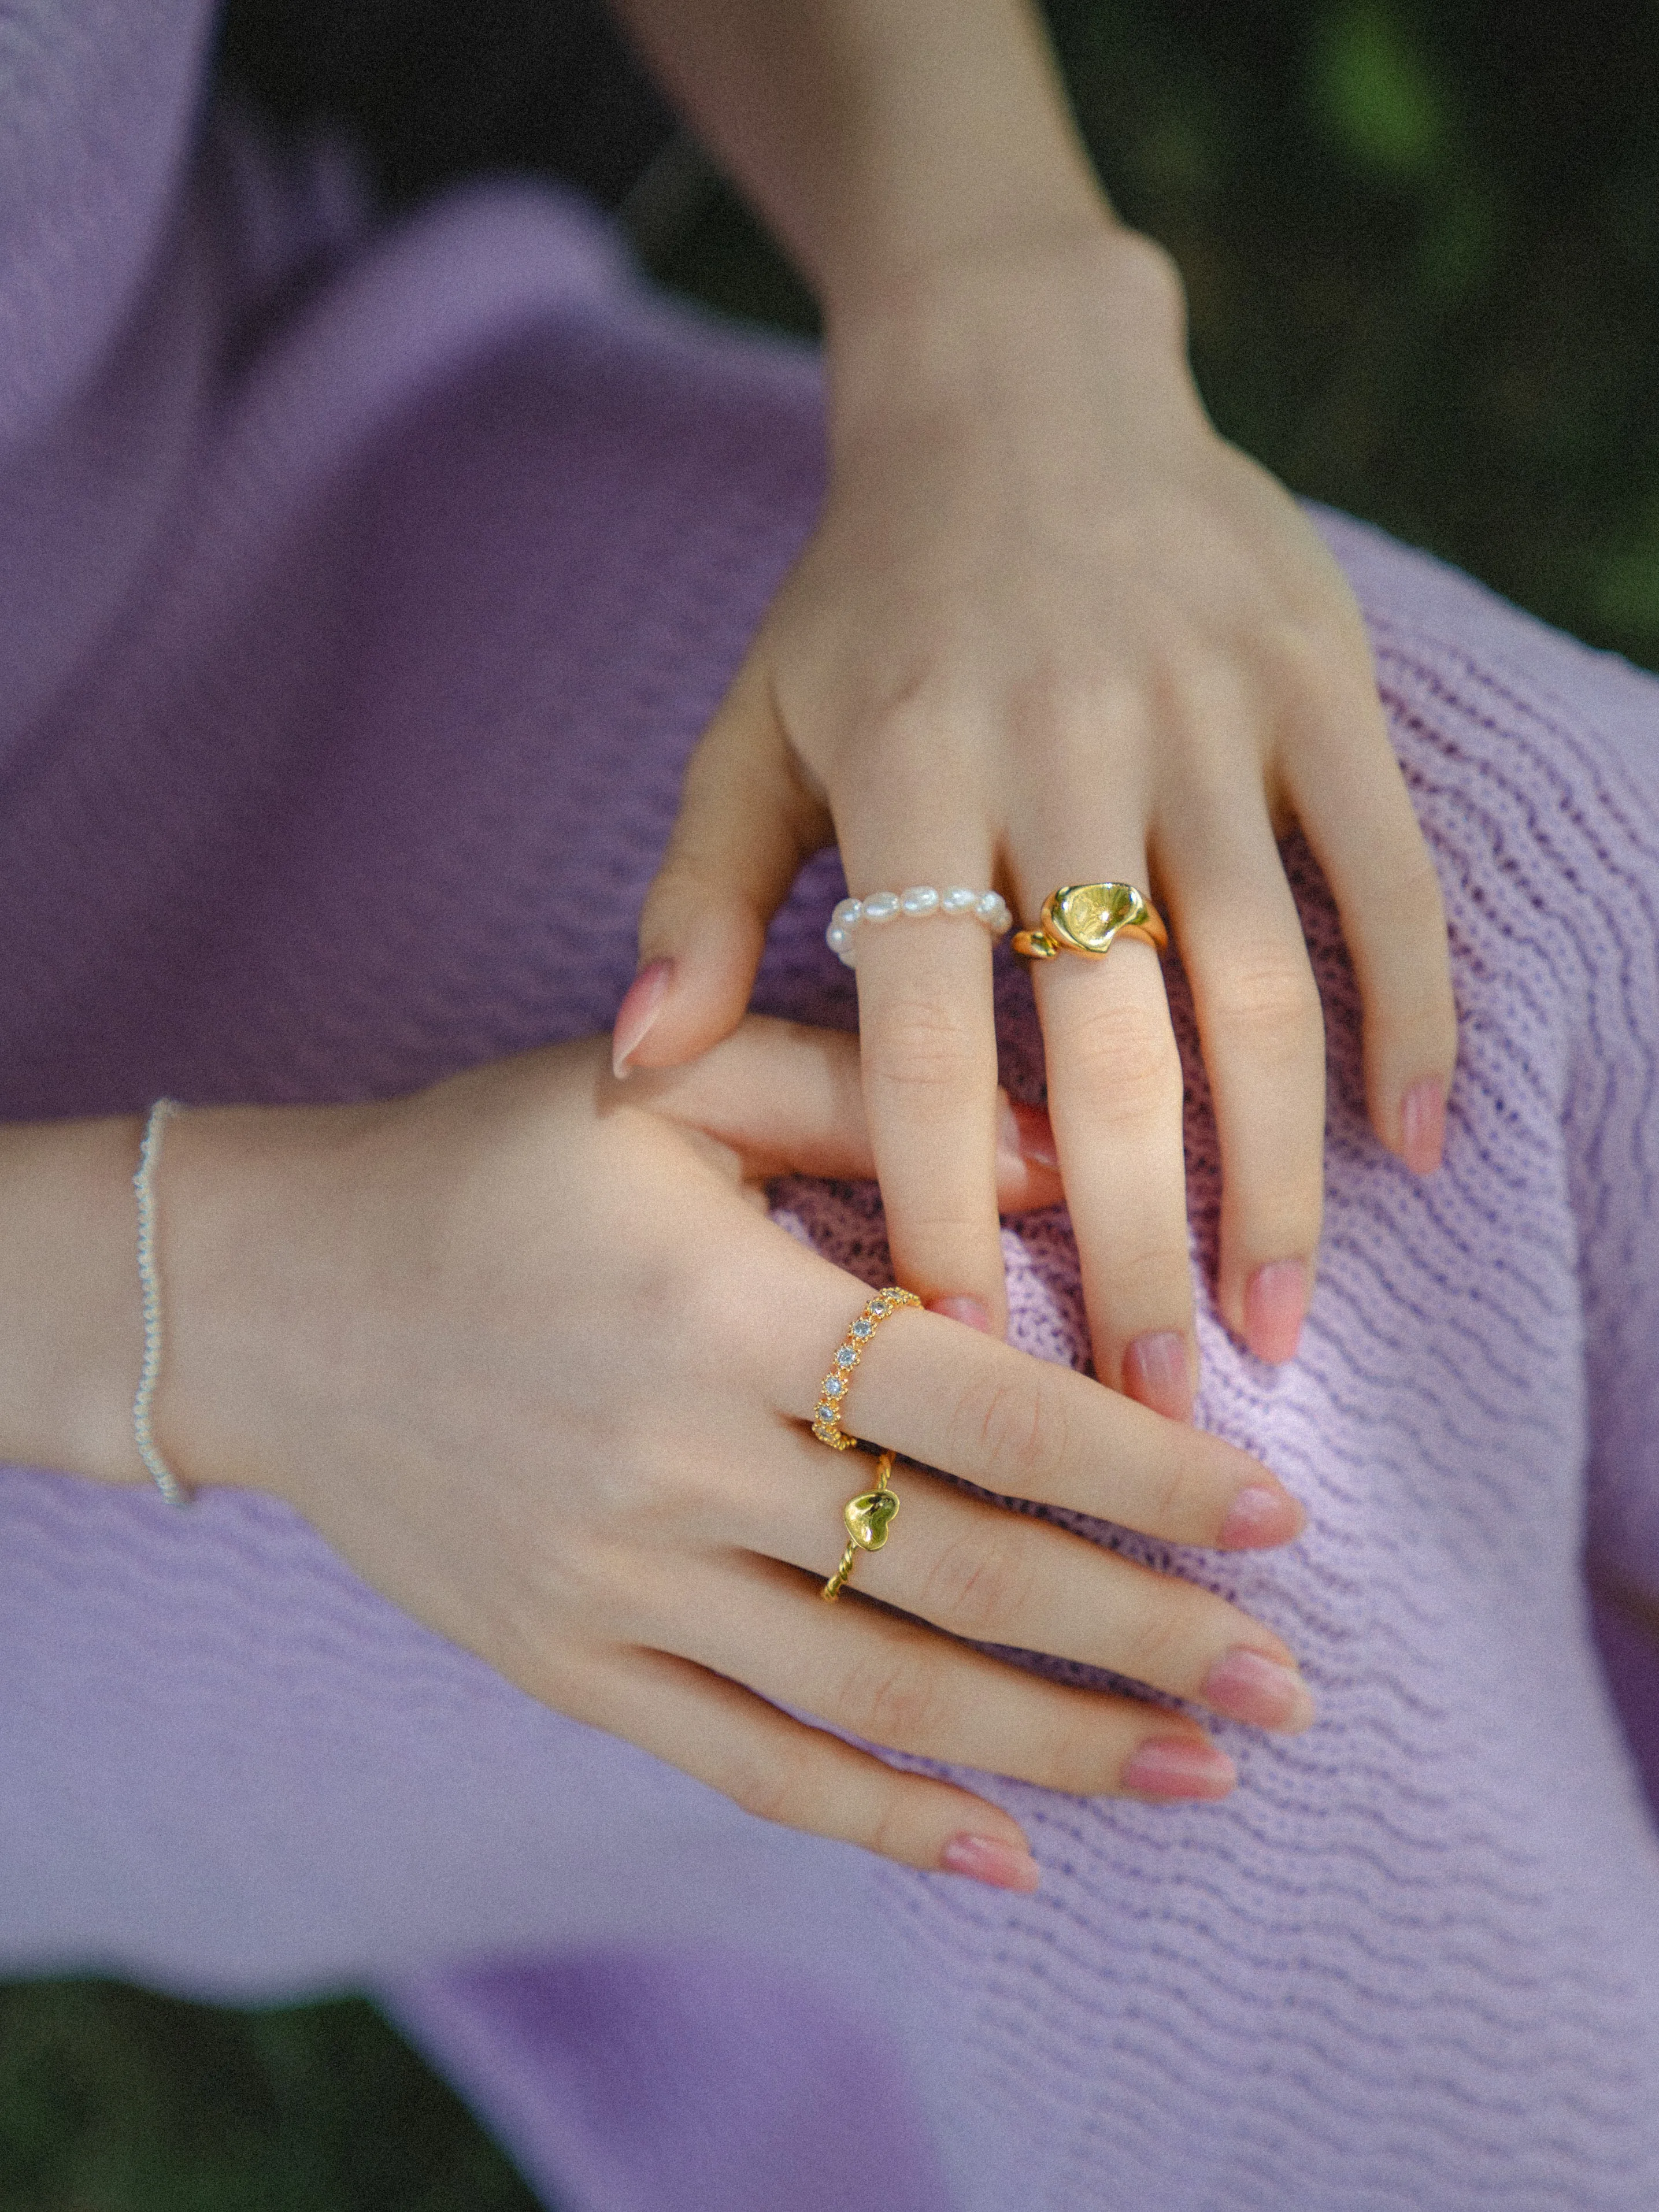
[
  {"left": 1283, "top": 676, "right": 1458, "bottom": 1174},
  {"left": 573, "top": 1641, "right": 1044, "bottom": 1888}
]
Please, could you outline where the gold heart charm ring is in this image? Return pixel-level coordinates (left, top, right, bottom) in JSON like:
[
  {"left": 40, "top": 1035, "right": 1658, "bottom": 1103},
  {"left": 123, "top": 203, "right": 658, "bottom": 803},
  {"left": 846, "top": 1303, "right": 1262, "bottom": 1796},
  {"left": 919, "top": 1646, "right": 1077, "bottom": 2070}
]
[
  {"left": 823, "top": 1450, "right": 900, "bottom": 1602},
  {"left": 1012, "top": 881, "right": 1168, "bottom": 962}
]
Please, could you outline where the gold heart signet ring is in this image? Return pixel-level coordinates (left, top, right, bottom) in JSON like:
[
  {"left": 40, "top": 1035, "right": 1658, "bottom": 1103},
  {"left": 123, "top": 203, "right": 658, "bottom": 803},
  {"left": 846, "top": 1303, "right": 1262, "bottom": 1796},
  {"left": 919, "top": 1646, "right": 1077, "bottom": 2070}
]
[{"left": 1012, "top": 881, "right": 1168, "bottom": 962}]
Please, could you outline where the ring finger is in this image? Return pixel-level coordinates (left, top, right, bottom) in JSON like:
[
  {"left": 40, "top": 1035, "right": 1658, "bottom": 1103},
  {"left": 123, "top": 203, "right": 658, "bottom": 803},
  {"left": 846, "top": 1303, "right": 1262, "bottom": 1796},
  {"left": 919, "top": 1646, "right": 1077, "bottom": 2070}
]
[{"left": 1165, "top": 804, "right": 1327, "bottom": 1358}]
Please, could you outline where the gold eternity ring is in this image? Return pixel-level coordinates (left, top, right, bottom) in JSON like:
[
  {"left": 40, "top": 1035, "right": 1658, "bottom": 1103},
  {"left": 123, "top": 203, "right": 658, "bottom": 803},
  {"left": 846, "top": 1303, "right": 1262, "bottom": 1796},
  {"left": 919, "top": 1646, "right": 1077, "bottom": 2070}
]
[
  {"left": 811, "top": 1287, "right": 922, "bottom": 1451},
  {"left": 1012, "top": 881, "right": 1169, "bottom": 962}
]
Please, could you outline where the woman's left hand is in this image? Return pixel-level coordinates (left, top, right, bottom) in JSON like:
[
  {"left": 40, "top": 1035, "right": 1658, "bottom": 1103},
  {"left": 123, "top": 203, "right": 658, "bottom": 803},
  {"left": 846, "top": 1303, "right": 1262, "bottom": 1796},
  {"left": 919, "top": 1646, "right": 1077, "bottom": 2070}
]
[{"left": 621, "top": 225, "right": 1456, "bottom": 1413}]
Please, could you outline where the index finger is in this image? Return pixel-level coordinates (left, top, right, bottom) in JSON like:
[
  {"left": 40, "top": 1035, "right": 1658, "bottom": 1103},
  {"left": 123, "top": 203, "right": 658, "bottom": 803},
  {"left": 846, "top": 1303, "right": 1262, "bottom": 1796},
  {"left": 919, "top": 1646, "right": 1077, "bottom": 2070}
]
[{"left": 777, "top": 1293, "right": 1305, "bottom": 1552}]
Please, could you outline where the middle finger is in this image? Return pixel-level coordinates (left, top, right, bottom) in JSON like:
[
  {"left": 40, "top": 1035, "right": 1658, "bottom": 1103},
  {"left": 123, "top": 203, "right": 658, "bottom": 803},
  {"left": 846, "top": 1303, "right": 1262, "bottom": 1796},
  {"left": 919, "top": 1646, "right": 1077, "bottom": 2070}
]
[{"left": 1015, "top": 846, "right": 1198, "bottom": 1417}]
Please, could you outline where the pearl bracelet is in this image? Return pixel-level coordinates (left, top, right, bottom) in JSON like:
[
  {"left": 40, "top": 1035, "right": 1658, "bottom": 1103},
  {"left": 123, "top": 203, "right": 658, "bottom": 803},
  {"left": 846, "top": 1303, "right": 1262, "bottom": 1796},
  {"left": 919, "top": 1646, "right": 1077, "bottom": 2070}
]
[{"left": 825, "top": 885, "right": 1012, "bottom": 967}]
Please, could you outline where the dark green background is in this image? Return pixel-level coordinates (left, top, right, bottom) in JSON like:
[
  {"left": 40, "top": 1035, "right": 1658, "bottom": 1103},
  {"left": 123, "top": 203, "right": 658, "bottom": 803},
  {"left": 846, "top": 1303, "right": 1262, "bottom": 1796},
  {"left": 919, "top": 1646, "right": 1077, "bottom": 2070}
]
[{"left": 8, "top": 4, "right": 1657, "bottom": 2207}]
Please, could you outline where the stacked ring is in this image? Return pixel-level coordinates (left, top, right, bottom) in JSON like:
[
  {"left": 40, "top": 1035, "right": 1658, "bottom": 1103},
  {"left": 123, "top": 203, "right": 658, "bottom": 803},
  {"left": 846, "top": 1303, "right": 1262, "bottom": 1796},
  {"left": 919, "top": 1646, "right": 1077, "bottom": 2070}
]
[
  {"left": 1012, "top": 881, "right": 1168, "bottom": 962},
  {"left": 812, "top": 1287, "right": 922, "bottom": 1449},
  {"left": 826, "top": 886, "right": 1011, "bottom": 967},
  {"left": 811, "top": 1289, "right": 920, "bottom": 1600},
  {"left": 821, "top": 1449, "right": 899, "bottom": 1602}
]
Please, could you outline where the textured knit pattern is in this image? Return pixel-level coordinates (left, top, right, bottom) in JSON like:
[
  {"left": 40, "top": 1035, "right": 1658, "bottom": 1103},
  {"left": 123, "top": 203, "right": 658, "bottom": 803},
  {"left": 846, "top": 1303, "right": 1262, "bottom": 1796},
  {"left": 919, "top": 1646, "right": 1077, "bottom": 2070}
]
[{"left": 6, "top": 8, "right": 1659, "bottom": 2208}]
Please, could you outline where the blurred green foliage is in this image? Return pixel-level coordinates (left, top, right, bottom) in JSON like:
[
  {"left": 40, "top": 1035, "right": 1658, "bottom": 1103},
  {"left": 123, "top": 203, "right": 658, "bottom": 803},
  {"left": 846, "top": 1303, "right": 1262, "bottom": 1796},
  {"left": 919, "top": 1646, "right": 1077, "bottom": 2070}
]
[
  {"left": 1039, "top": 0, "right": 1659, "bottom": 664},
  {"left": 0, "top": 1979, "right": 540, "bottom": 2211},
  {"left": 216, "top": 0, "right": 1659, "bottom": 667}
]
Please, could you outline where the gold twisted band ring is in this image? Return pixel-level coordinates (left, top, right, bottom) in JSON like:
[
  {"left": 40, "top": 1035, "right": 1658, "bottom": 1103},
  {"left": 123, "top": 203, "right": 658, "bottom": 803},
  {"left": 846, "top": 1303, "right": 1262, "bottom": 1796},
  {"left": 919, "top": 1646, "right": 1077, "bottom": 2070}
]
[
  {"left": 823, "top": 1450, "right": 899, "bottom": 1602},
  {"left": 810, "top": 1287, "right": 922, "bottom": 1451},
  {"left": 1012, "top": 881, "right": 1168, "bottom": 963}
]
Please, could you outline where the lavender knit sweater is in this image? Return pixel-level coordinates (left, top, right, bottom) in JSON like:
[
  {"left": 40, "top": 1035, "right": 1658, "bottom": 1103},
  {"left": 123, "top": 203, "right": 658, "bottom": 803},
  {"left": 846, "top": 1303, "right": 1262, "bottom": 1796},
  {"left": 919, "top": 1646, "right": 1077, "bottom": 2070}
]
[{"left": 7, "top": 6, "right": 1659, "bottom": 2207}]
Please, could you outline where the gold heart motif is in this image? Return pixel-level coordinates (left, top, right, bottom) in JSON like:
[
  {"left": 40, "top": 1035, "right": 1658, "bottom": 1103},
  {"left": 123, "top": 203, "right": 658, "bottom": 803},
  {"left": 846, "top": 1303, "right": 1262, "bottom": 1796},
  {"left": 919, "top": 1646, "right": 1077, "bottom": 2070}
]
[
  {"left": 844, "top": 1489, "right": 900, "bottom": 1550},
  {"left": 1053, "top": 881, "right": 1140, "bottom": 953}
]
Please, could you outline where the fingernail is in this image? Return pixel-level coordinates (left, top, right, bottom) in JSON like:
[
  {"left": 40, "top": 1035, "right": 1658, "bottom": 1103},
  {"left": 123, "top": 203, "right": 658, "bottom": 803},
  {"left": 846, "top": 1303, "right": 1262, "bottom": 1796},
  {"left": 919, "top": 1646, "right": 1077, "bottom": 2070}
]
[
  {"left": 1003, "top": 1097, "right": 1058, "bottom": 1169},
  {"left": 1218, "top": 1482, "right": 1306, "bottom": 1550},
  {"left": 1121, "top": 1737, "right": 1237, "bottom": 1800},
  {"left": 1123, "top": 1331, "right": 1195, "bottom": 1422},
  {"left": 928, "top": 1295, "right": 993, "bottom": 1333},
  {"left": 612, "top": 959, "right": 673, "bottom": 1077},
  {"left": 1244, "top": 1258, "right": 1308, "bottom": 1364},
  {"left": 1401, "top": 1076, "right": 1446, "bottom": 1176},
  {"left": 940, "top": 1832, "right": 1042, "bottom": 1892},
  {"left": 1202, "top": 1647, "right": 1314, "bottom": 1733}
]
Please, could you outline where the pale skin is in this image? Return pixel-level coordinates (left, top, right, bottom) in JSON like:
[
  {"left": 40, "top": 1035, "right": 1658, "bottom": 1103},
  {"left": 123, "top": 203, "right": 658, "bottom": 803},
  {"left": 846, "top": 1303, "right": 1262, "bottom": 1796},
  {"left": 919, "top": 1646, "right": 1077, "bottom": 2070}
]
[
  {"left": 3, "top": 0, "right": 1454, "bottom": 1892},
  {"left": 613, "top": 0, "right": 1459, "bottom": 1408},
  {"left": 0, "top": 1026, "right": 1310, "bottom": 1895}
]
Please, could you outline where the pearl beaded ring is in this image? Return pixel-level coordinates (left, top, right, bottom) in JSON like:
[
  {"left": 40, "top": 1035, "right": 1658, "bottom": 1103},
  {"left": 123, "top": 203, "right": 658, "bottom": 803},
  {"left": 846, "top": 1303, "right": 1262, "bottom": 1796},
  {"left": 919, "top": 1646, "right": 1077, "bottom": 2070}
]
[{"left": 825, "top": 885, "right": 1012, "bottom": 966}]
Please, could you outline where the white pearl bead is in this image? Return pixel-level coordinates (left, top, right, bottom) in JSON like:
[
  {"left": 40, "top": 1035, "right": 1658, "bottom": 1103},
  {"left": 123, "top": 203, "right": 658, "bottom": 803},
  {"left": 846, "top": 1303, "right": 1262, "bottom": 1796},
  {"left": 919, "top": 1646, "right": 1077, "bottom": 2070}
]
[
  {"left": 899, "top": 884, "right": 940, "bottom": 916},
  {"left": 975, "top": 891, "right": 1004, "bottom": 925},
  {"left": 940, "top": 886, "right": 978, "bottom": 916},
  {"left": 826, "top": 924, "right": 851, "bottom": 951},
  {"left": 837, "top": 946, "right": 857, "bottom": 968},
  {"left": 985, "top": 897, "right": 1012, "bottom": 935},
  {"left": 831, "top": 898, "right": 862, "bottom": 929},
  {"left": 861, "top": 891, "right": 900, "bottom": 922}
]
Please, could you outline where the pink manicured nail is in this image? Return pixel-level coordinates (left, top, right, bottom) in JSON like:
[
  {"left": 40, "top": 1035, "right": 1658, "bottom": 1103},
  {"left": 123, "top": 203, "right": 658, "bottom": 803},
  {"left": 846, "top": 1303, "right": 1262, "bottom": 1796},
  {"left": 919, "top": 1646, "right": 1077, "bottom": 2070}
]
[
  {"left": 1007, "top": 1098, "right": 1058, "bottom": 1169},
  {"left": 1202, "top": 1647, "right": 1314, "bottom": 1733},
  {"left": 612, "top": 959, "right": 673, "bottom": 1077},
  {"left": 1123, "top": 1331, "right": 1195, "bottom": 1422},
  {"left": 1218, "top": 1483, "right": 1306, "bottom": 1550},
  {"left": 928, "top": 1295, "right": 993, "bottom": 1333},
  {"left": 940, "top": 1832, "right": 1042, "bottom": 1892},
  {"left": 1121, "top": 1737, "right": 1237, "bottom": 1800},
  {"left": 1401, "top": 1076, "right": 1446, "bottom": 1176},
  {"left": 1244, "top": 1259, "right": 1308, "bottom": 1364}
]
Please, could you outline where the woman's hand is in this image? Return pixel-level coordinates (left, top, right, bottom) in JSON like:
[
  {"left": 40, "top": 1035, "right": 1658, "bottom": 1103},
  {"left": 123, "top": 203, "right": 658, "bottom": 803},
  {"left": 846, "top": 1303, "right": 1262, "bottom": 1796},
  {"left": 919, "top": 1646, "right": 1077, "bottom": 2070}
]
[
  {"left": 624, "top": 228, "right": 1457, "bottom": 1413},
  {"left": 157, "top": 1018, "right": 1311, "bottom": 1889}
]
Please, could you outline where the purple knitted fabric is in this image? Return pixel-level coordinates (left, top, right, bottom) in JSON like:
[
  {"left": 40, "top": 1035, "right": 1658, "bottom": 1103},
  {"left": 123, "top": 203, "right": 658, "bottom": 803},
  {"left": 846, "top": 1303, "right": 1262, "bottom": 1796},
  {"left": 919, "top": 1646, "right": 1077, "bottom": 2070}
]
[{"left": 8, "top": 8, "right": 1659, "bottom": 2207}]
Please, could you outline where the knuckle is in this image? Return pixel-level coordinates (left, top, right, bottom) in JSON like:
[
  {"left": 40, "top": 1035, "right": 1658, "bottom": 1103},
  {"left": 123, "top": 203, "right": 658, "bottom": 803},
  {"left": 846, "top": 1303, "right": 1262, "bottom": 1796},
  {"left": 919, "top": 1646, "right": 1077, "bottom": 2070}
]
[
  {"left": 1062, "top": 999, "right": 1182, "bottom": 1128},
  {"left": 949, "top": 1368, "right": 1068, "bottom": 1487},
  {"left": 1205, "top": 953, "right": 1323, "bottom": 1066},
  {"left": 860, "top": 991, "right": 987, "bottom": 1098},
  {"left": 723, "top": 1732, "right": 820, "bottom": 1832},
  {"left": 847, "top": 1648, "right": 947, "bottom": 1752},
  {"left": 1117, "top": 1583, "right": 1202, "bottom": 1686},
  {"left": 917, "top": 1529, "right": 1034, "bottom": 1639},
  {"left": 864, "top": 1795, "right": 927, "bottom": 1868},
  {"left": 1040, "top": 1708, "right": 1123, "bottom": 1796}
]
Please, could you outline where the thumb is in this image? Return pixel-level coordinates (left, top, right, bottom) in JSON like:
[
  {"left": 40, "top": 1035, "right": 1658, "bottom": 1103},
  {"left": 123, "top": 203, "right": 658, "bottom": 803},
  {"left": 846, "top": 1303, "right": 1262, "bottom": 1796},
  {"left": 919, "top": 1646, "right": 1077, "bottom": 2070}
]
[{"left": 614, "top": 657, "right": 830, "bottom": 1076}]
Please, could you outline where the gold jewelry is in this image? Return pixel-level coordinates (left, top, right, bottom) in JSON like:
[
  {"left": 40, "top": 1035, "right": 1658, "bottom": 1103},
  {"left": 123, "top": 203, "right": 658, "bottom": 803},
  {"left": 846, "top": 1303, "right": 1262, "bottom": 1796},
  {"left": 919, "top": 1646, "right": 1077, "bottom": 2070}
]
[
  {"left": 1012, "top": 881, "right": 1168, "bottom": 962},
  {"left": 822, "top": 1450, "right": 899, "bottom": 1601},
  {"left": 811, "top": 1287, "right": 922, "bottom": 1451}
]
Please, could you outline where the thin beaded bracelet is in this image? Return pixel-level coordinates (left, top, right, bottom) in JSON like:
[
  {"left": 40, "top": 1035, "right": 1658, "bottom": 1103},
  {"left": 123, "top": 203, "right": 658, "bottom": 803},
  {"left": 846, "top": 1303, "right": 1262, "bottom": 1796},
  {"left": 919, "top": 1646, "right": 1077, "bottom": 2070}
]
[
  {"left": 825, "top": 885, "right": 1012, "bottom": 967},
  {"left": 133, "top": 1098, "right": 192, "bottom": 1507}
]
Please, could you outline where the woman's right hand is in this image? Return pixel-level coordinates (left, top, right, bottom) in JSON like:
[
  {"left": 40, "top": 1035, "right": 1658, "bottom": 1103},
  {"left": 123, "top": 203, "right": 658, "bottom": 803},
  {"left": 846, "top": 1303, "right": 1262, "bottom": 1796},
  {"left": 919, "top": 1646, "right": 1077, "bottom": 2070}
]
[{"left": 157, "top": 1018, "right": 1312, "bottom": 1891}]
